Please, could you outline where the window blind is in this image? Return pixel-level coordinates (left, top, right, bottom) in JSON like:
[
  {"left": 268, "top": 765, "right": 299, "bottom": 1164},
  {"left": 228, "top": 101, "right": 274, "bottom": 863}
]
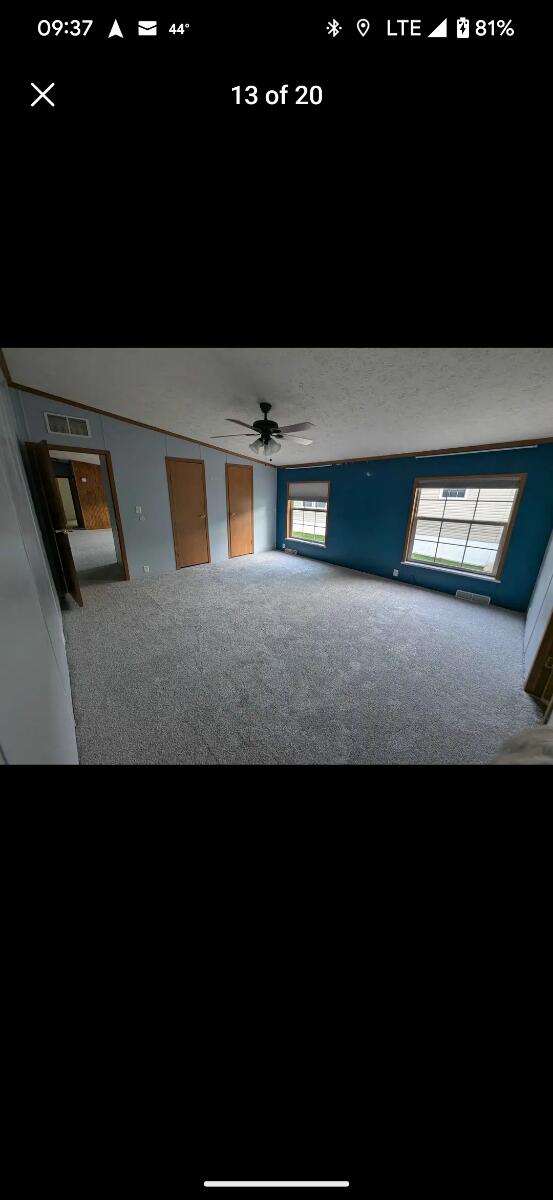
[{"left": 288, "top": 481, "right": 329, "bottom": 502}]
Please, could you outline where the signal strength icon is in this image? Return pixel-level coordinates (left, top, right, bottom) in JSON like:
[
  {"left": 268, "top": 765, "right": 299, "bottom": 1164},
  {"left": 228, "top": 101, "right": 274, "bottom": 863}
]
[{"left": 428, "top": 18, "right": 448, "bottom": 37}]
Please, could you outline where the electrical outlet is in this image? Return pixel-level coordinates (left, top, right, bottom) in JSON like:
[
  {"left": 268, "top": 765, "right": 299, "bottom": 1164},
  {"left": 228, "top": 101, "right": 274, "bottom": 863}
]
[
  {"left": 143, "top": 565, "right": 150, "bottom": 573},
  {"left": 393, "top": 569, "right": 399, "bottom": 577},
  {"left": 282, "top": 542, "right": 286, "bottom": 549},
  {"left": 139, "top": 515, "right": 145, "bottom": 522}
]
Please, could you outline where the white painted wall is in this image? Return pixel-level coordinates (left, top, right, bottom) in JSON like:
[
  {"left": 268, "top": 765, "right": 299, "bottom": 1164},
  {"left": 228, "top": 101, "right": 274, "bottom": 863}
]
[
  {"left": 0, "top": 379, "right": 78, "bottom": 764},
  {"left": 16, "top": 392, "right": 277, "bottom": 578},
  {"left": 524, "top": 529, "right": 553, "bottom": 678}
]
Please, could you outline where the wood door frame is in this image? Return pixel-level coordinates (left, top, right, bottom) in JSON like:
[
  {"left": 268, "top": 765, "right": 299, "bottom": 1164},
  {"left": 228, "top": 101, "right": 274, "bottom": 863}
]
[
  {"left": 225, "top": 462, "right": 254, "bottom": 558},
  {"left": 525, "top": 610, "right": 553, "bottom": 701},
  {"left": 46, "top": 443, "right": 130, "bottom": 581},
  {"left": 166, "top": 457, "right": 211, "bottom": 569}
]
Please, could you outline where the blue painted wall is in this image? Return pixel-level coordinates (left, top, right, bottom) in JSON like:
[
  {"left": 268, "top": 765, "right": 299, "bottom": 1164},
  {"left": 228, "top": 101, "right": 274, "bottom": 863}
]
[{"left": 277, "top": 445, "right": 553, "bottom": 612}]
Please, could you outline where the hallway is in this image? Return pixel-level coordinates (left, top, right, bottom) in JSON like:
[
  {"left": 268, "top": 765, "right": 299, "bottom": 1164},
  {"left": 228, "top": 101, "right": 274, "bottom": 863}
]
[{"left": 68, "top": 529, "right": 125, "bottom": 584}]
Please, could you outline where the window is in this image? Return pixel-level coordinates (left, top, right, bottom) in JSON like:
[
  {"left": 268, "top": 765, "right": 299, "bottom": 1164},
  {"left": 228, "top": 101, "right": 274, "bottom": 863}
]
[
  {"left": 287, "top": 480, "right": 330, "bottom": 545},
  {"left": 403, "top": 475, "right": 526, "bottom": 579},
  {"left": 44, "top": 412, "right": 91, "bottom": 437}
]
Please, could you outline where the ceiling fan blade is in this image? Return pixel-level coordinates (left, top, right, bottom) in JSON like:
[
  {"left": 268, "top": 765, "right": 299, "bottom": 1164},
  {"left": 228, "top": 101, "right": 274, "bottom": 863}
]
[
  {"left": 285, "top": 436, "right": 313, "bottom": 445},
  {"left": 226, "top": 418, "right": 257, "bottom": 430},
  {"left": 210, "top": 433, "right": 252, "bottom": 438},
  {"left": 277, "top": 421, "right": 314, "bottom": 433}
]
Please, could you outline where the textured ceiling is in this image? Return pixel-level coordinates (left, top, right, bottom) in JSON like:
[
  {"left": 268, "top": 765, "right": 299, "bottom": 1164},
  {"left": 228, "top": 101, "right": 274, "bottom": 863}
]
[{"left": 5, "top": 347, "right": 553, "bottom": 465}]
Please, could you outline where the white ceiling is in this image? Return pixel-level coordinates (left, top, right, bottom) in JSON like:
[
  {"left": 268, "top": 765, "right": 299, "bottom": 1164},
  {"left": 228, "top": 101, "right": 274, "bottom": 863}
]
[{"left": 5, "top": 347, "right": 553, "bottom": 465}]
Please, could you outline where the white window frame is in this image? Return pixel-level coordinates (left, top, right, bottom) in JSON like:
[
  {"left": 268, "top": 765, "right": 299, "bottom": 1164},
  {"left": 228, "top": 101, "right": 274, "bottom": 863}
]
[{"left": 44, "top": 411, "right": 92, "bottom": 438}]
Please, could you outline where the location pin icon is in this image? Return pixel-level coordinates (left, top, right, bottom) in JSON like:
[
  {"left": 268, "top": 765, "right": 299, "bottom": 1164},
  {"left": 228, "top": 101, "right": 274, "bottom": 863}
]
[{"left": 357, "top": 18, "right": 370, "bottom": 37}]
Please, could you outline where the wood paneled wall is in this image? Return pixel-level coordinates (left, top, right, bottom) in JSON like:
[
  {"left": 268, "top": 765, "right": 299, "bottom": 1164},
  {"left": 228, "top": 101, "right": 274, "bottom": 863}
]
[{"left": 71, "top": 461, "right": 111, "bottom": 529}]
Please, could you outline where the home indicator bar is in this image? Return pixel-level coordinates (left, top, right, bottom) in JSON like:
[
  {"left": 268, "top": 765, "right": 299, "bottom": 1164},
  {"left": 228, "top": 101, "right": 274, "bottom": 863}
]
[{"left": 203, "top": 1185, "right": 350, "bottom": 1189}]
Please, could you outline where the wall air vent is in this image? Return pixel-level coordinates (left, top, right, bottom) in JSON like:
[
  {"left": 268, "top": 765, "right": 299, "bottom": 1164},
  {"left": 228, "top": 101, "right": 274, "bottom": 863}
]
[
  {"left": 456, "top": 590, "right": 491, "bottom": 605},
  {"left": 44, "top": 412, "right": 91, "bottom": 437},
  {"left": 284, "top": 547, "right": 299, "bottom": 555}
]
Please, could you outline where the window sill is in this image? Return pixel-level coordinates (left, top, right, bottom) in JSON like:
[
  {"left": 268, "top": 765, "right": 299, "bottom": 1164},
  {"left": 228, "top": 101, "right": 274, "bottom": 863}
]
[
  {"left": 286, "top": 538, "right": 327, "bottom": 548},
  {"left": 401, "top": 561, "right": 501, "bottom": 583}
]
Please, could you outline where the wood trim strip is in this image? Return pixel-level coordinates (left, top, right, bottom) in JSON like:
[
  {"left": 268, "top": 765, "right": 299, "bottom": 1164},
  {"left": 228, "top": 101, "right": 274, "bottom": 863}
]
[
  {"left": 525, "top": 610, "right": 553, "bottom": 698},
  {"left": 402, "top": 478, "right": 419, "bottom": 563},
  {"left": 282, "top": 436, "right": 553, "bottom": 469},
  {"left": 493, "top": 473, "right": 526, "bottom": 580},
  {"left": 0, "top": 349, "right": 12, "bottom": 386},
  {"left": 103, "top": 448, "right": 131, "bottom": 581},
  {"left": 45, "top": 442, "right": 130, "bottom": 581},
  {"left": 7, "top": 367, "right": 552, "bottom": 469},
  {"left": 10, "top": 379, "right": 274, "bottom": 467}
]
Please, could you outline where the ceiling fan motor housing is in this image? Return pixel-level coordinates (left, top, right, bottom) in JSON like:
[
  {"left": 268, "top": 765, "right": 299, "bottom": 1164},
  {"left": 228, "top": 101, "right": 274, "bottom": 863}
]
[{"left": 253, "top": 403, "right": 279, "bottom": 441}]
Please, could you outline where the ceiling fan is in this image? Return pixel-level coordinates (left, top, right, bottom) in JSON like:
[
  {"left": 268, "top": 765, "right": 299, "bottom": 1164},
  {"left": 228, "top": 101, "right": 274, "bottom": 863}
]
[{"left": 211, "top": 401, "right": 314, "bottom": 458}]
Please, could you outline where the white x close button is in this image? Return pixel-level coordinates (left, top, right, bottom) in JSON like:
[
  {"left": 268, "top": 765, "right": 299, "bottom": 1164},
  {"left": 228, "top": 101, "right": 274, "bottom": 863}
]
[{"left": 31, "top": 82, "right": 55, "bottom": 107}]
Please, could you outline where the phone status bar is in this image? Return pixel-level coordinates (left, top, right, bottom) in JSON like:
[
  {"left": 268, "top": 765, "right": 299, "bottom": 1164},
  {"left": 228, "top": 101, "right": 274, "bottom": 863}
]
[{"left": 30, "top": 15, "right": 521, "bottom": 42}]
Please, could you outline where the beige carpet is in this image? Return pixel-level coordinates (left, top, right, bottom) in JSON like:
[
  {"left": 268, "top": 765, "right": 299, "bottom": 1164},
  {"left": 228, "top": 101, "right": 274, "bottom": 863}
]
[{"left": 62, "top": 551, "right": 542, "bottom": 764}]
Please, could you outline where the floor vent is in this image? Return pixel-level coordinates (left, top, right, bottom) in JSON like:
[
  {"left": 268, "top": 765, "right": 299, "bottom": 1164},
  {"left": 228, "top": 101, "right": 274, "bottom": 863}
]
[
  {"left": 284, "top": 547, "right": 299, "bottom": 555},
  {"left": 456, "top": 589, "right": 491, "bottom": 606}
]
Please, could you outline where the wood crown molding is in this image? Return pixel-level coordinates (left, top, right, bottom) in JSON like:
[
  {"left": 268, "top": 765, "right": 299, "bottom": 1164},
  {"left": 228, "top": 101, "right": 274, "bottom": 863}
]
[
  {"left": 282, "top": 436, "right": 553, "bottom": 468},
  {"left": 4, "top": 357, "right": 552, "bottom": 468}
]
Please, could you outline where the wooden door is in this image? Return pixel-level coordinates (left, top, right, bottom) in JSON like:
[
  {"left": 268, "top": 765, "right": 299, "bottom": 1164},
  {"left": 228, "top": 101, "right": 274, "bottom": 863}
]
[
  {"left": 525, "top": 611, "right": 553, "bottom": 705},
  {"left": 226, "top": 464, "right": 254, "bottom": 558},
  {"left": 71, "top": 461, "right": 111, "bottom": 528},
  {"left": 166, "top": 458, "right": 210, "bottom": 569},
  {"left": 26, "top": 441, "right": 83, "bottom": 607}
]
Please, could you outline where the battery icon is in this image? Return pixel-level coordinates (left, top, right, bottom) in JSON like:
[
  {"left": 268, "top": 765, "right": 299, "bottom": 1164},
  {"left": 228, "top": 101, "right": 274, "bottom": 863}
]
[{"left": 457, "top": 18, "right": 470, "bottom": 37}]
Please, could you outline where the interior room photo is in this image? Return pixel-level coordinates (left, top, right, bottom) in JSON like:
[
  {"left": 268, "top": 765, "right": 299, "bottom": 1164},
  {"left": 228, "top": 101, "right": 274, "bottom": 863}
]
[{"left": 1, "top": 346, "right": 552, "bottom": 766}]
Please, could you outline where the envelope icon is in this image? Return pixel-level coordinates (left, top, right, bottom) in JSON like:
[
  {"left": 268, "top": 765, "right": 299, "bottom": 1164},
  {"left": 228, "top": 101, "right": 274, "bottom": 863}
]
[{"left": 138, "top": 20, "right": 157, "bottom": 36}]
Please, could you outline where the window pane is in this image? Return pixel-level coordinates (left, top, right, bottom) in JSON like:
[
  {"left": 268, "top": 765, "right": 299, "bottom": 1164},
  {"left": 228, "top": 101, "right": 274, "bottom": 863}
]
[
  {"left": 436, "top": 541, "right": 465, "bottom": 566},
  {"left": 68, "top": 417, "right": 89, "bottom": 436},
  {"left": 47, "top": 413, "right": 69, "bottom": 433},
  {"left": 418, "top": 494, "right": 446, "bottom": 518},
  {"left": 466, "top": 523, "right": 502, "bottom": 547},
  {"left": 473, "top": 489, "right": 517, "bottom": 522},
  {"left": 443, "top": 499, "right": 477, "bottom": 520}
]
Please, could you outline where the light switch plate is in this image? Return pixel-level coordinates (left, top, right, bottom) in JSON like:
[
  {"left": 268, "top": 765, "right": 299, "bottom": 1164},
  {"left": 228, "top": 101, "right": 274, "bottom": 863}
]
[
  {"left": 393, "top": 569, "right": 399, "bottom": 577},
  {"left": 135, "top": 505, "right": 142, "bottom": 514},
  {"left": 143, "top": 565, "right": 150, "bottom": 573}
]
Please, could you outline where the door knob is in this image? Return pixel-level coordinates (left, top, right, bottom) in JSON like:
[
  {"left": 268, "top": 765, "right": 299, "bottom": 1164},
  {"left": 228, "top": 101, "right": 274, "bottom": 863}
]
[{"left": 198, "top": 513, "right": 206, "bottom": 518}]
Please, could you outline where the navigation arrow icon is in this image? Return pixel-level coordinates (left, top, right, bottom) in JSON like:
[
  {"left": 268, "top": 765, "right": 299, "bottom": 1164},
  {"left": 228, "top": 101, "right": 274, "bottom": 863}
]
[{"left": 108, "top": 20, "right": 124, "bottom": 38}]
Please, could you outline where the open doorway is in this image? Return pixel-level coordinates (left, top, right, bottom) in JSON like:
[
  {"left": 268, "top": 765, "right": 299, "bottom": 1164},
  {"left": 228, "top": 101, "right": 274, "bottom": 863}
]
[{"left": 48, "top": 447, "right": 130, "bottom": 589}]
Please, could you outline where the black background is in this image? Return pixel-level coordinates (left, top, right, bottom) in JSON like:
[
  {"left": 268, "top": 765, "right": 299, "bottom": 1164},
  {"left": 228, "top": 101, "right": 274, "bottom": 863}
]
[
  {"left": 3, "top": 11, "right": 550, "bottom": 1194},
  {"left": 4, "top": 8, "right": 551, "bottom": 344}
]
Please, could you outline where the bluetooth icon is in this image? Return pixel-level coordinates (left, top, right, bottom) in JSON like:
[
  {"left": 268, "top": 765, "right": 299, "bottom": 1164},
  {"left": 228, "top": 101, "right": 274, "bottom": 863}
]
[{"left": 326, "top": 19, "right": 342, "bottom": 37}]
